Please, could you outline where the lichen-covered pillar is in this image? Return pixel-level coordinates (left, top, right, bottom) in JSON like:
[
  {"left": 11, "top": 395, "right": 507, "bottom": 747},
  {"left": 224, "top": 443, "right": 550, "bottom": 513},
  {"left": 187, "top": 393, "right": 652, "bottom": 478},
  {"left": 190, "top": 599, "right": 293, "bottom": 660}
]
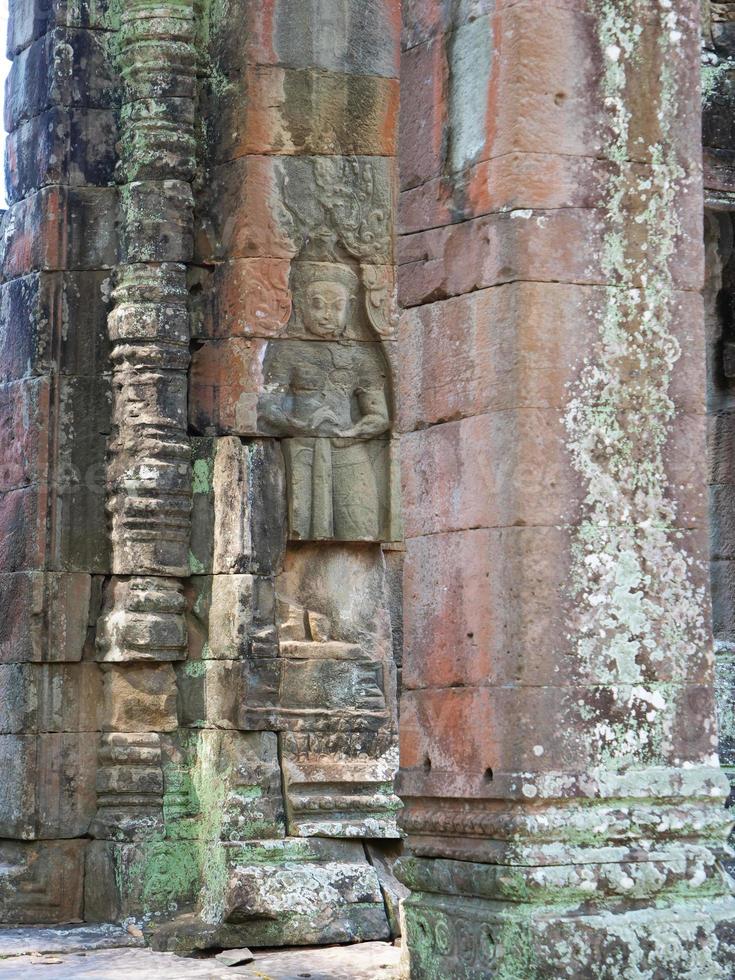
[
  {"left": 397, "top": 0, "right": 735, "bottom": 975},
  {"left": 0, "top": 0, "right": 117, "bottom": 921}
]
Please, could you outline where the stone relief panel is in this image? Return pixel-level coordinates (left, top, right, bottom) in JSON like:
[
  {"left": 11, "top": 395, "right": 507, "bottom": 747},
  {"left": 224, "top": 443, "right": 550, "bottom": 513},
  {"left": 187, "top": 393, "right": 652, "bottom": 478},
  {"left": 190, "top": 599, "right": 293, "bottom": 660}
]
[{"left": 258, "top": 262, "right": 394, "bottom": 543}]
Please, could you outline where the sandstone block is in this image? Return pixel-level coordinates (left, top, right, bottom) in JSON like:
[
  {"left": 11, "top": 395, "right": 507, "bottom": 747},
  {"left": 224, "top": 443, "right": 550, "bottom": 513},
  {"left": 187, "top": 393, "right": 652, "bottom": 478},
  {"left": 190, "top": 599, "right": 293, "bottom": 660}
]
[
  {"left": 210, "top": 0, "right": 400, "bottom": 77},
  {"left": 198, "top": 259, "right": 292, "bottom": 340},
  {"left": 0, "top": 571, "right": 91, "bottom": 663},
  {"left": 186, "top": 574, "right": 277, "bottom": 661},
  {"left": 209, "top": 67, "right": 398, "bottom": 162},
  {"left": 280, "top": 730, "right": 400, "bottom": 838},
  {"left": 404, "top": 526, "right": 712, "bottom": 689},
  {"left": 1, "top": 186, "right": 118, "bottom": 280},
  {"left": 120, "top": 180, "right": 194, "bottom": 264},
  {"left": 221, "top": 838, "right": 390, "bottom": 947},
  {"left": 161, "top": 729, "right": 286, "bottom": 841},
  {"left": 399, "top": 37, "right": 448, "bottom": 190},
  {"left": 0, "top": 272, "right": 111, "bottom": 384},
  {"left": 400, "top": 682, "right": 715, "bottom": 797},
  {"left": 398, "top": 284, "right": 705, "bottom": 432},
  {"left": 0, "top": 840, "right": 86, "bottom": 924},
  {"left": 0, "top": 732, "right": 96, "bottom": 838},
  {"left": 8, "top": 0, "right": 111, "bottom": 56},
  {"left": 0, "top": 662, "right": 103, "bottom": 733},
  {"left": 190, "top": 437, "right": 287, "bottom": 576},
  {"left": 91, "top": 732, "right": 164, "bottom": 841},
  {"left": 5, "top": 27, "right": 115, "bottom": 132},
  {"left": 102, "top": 665, "right": 178, "bottom": 734},
  {"left": 398, "top": 204, "right": 701, "bottom": 309},
  {"left": 6, "top": 107, "right": 117, "bottom": 204},
  {"left": 199, "top": 155, "right": 394, "bottom": 266}
]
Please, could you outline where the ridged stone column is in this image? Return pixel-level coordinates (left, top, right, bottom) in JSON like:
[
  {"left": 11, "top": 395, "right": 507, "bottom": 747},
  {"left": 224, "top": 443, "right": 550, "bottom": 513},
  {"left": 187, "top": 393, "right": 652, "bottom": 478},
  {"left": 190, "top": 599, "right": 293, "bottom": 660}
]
[{"left": 94, "top": 0, "right": 196, "bottom": 838}]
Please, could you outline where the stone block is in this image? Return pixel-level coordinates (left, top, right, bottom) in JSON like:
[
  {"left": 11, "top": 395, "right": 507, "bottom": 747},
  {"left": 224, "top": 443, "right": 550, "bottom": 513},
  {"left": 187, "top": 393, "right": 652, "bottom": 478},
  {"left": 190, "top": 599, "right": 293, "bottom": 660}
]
[
  {"left": 162, "top": 729, "right": 286, "bottom": 841},
  {"left": 190, "top": 437, "right": 287, "bottom": 576},
  {"left": 0, "top": 485, "right": 48, "bottom": 572},
  {"left": 1, "top": 186, "right": 118, "bottom": 280},
  {"left": 0, "top": 840, "right": 87, "bottom": 924},
  {"left": 399, "top": 37, "right": 449, "bottom": 190},
  {"left": 198, "top": 259, "right": 293, "bottom": 340},
  {"left": 6, "top": 106, "right": 117, "bottom": 204},
  {"left": 0, "top": 377, "right": 50, "bottom": 492},
  {"left": 102, "top": 665, "right": 179, "bottom": 734},
  {"left": 91, "top": 732, "right": 164, "bottom": 841},
  {"left": 0, "top": 662, "right": 103, "bottom": 733},
  {"left": 280, "top": 730, "right": 400, "bottom": 838},
  {"left": 199, "top": 155, "right": 394, "bottom": 266},
  {"left": 176, "top": 659, "right": 241, "bottom": 729},
  {"left": 398, "top": 202, "right": 700, "bottom": 309},
  {"left": 397, "top": 283, "right": 705, "bottom": 430},
  {"left": 709, "top": 411, "right": 735, "bottom": 485},
  {"left": 0, "top": 732, "right": 96, "bottom": 838},
  {"left": 400, "top": 681, "right": 716, "bottom": 796},
  {"left": 402, "top": 409, "right": 707, "bottom": 537},
  {"left": 276, "top": 543, "right": 394, "bottom": 663},
  {"left": 186, "top": 574, "right": 277, "bottom": 661},
  {"left": 0, "top": 272, "right": 111, "bottom": 384},
  {"left": 240, "top": 657, "right": 394, "bottom": 733},
  {"left": 209, "top": 67, "right": 398, "bottom": 162},
  {"left": 486, "top": 2, "right": 700, "bottom": 170},
  {"left": 401, "top": 0, "right": 494, "bottom": 49},
  {"left": 96, "top": 578, "right": 187, "bottom": 663},
  {"left": 8, "top": 0, "right": 111, "bottom": 56},
  {"left": 0, "top": 571, "right": 91, "bottom": 663},
  {"left": 5, "top": 27, "right": 116, "bottom": 132},
  {"left": 221, "top": 838, "right": 390, "bottom": 947},
  {"left": 210, "top": 0, "right": 400, "bottom": 77},
  {"left": 119, "top": 180, "right": 194, "bottom": 264},
  {"left": 403, "top": 524, "right": 712, "bottom": 690}
]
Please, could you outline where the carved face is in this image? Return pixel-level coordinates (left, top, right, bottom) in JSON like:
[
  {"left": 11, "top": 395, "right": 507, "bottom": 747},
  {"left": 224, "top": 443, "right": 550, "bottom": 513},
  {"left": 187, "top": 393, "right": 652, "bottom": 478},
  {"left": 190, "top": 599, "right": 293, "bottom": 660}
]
[{"left": 303, "top": 281, "right": 350, "bottom": 338}]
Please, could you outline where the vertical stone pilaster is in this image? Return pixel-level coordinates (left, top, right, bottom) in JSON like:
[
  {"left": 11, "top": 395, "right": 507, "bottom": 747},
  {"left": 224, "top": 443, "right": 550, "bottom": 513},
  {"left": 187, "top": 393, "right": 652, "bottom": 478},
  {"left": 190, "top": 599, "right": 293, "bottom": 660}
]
[
  {"left": 92, "top": 0, "right": 196, "bottom": 848},
  {"left": 397, "top": 1, "right": 735, "bottom": 975},
  {"left": 0, "top": 0, "right": 117, "bottom": 922}
]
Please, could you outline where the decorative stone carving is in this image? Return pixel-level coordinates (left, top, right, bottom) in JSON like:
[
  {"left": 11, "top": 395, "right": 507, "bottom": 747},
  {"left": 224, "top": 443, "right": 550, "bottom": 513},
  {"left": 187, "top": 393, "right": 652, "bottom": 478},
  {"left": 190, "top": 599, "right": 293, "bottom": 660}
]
[{"left": 259, "top": 262, "right": 394, "bottom": 542}]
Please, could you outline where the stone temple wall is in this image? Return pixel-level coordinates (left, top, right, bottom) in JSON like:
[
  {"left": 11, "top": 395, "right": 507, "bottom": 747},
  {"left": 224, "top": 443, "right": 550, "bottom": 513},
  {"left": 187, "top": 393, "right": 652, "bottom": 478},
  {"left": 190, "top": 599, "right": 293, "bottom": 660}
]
[
  {"left": 2, "top": 0, "right": 735, "bottom": 976},
  {"left": 0, "top": 0, "right": 404, "bottom": 951}
]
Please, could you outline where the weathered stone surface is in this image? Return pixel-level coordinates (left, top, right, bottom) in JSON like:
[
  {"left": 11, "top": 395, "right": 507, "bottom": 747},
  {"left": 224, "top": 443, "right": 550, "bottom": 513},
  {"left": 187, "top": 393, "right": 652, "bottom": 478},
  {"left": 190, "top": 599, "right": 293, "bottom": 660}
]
[
  {"left": 0, "top": 572, "right": 92, "bottom": 664},
  {"left": 209, "top": 0, "right": 400, "bottom": 78},
  {"left": 208, "top": 67, "right": 398, "bottom": 162},
  {"left": 0, "top": 733, "right": 96, "bottom": 838},
  {"left": 190, "top": 437, "right": 287, "bottom": 576},
  {"left": 186, "top": 575, "right": 277, "bottom": 661},
  {"left": 0, "top": 272, "right": 111, "bottom": 385},
  {"left": 221, "top": 838, "right": 390, "bottom": 947},
  {"left": 6, "top": 107, "right": 117, "bottom": 204},
  {"left": 7, "top": 0, "right": 112, "bottom": 57},
  {"left": 102, "top": 666, "right": 178, "bottom": 734},
  {"left": 4, "top": 27, "right": 116, "bottom": 132},
  {"left": 1, "top": 186, "right": 118, "bottom": 280},
  {"left": 0, "top": 662, "right": 102, "bottom": 733},
  {"left": 0, "top": 840, "right": 87, "bottom": 925},
  {"left": 91, "top": 732, "right": 164, "bottom": 841}
]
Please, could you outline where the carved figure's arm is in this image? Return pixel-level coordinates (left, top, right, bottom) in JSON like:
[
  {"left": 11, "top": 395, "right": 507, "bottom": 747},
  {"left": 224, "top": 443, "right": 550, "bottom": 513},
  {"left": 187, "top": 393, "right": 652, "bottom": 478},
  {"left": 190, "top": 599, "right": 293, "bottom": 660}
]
[{"left": 343, "top": 388, "right": 390, "bottom": 438}]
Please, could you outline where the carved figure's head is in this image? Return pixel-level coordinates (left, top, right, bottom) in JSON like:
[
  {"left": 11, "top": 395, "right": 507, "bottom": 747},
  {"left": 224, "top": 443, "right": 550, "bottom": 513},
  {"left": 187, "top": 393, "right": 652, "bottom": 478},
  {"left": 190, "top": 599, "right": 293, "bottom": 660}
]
[{"left": 293, "top": 262, "right": 359, "bottom": 338}]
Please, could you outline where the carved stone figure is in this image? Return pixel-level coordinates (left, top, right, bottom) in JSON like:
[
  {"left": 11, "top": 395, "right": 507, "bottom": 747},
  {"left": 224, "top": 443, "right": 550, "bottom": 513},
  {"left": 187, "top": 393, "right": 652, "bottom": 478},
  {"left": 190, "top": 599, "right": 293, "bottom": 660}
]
[{"left": 259, "top": 262, "right": 391, "bottom": 541}]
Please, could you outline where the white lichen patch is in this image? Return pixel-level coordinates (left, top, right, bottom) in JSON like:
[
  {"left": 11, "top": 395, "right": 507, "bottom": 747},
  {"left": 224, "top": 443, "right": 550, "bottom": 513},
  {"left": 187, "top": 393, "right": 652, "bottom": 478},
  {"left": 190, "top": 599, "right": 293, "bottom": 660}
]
[{"left": 564, "top": 3, "right": 710, "bottom": 774}]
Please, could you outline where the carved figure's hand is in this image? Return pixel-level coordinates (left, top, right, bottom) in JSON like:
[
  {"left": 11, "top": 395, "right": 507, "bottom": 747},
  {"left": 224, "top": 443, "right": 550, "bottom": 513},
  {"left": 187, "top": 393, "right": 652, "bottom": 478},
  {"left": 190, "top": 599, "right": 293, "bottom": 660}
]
[{"left": 308, "top": 406, "right": 341, "bottom": 434}]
